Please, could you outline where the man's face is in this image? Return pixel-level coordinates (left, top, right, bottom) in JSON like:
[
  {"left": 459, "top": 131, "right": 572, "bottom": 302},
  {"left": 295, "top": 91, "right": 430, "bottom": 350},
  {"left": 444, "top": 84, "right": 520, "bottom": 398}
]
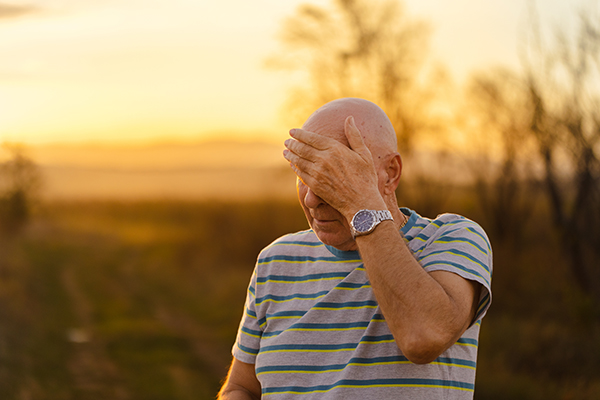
[{"left": 297, "top": 178, "right": 357, "bottom": 251}]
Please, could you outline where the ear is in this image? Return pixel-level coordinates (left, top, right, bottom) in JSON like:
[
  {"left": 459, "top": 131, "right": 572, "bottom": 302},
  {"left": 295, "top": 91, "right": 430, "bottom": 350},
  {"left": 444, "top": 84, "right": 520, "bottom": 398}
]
[{"left": 381, "top": 153, "right": 402, "bottom": 195}]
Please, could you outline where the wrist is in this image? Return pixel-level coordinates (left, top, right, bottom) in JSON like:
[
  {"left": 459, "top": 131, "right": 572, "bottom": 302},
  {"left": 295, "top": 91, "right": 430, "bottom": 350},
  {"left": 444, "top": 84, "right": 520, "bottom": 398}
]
[{"left": 350, "top": 208, "right": 394, "bottom": 238}]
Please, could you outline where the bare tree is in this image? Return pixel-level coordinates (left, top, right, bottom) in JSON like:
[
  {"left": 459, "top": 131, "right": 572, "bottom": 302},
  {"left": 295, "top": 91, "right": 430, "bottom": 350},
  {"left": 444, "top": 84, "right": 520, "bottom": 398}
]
[
  {"left": 464, "top": 69, "right": 538, "bottom": 244},
  {"left": 0, "top": 143, "right": 43, "bottom": 234},
  {"left": 522, "top": 3, "right": 600, "bottom": 297},
  {"left": 270, "top": 0, "right": 433, "bottom": 155}
]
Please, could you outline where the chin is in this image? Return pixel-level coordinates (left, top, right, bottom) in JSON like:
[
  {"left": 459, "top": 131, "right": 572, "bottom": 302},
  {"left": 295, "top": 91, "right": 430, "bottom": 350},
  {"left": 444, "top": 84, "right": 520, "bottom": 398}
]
[
  {"left": 313, "top": 229, "right": 356, "bottom": 252},
  {"left": 304, "top": 214, "right": 356, "bottom": 251}
]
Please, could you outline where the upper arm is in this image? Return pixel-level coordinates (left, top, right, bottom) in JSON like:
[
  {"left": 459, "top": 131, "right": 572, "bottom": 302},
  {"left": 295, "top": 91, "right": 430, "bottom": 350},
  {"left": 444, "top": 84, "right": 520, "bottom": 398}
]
[
  {"left": 419, "top": 218, "right": 493, "bottom": 328},
  {"left": 218, "top": 357, "right": 261, "bottom": 400},
  {"left": 430, "top": 270, "right": 482, "bottom": 336}
]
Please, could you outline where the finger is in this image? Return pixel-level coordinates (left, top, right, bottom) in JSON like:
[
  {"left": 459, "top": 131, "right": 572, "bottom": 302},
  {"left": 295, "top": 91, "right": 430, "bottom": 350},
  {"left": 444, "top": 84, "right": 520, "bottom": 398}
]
[
  {"left": 344, "top": 116, "right": 371, "bottom": 157},
  {"left": 284, "top": 151, "right": 316, "bottom": 189},
  {"left": 283, "top": 148, "right": 314, "bottom": 176},
  {"left": 290, "top": 128, "right": 334, "bottom": 150},
  {"left": 284, "top": 138, "right": 320, "bottom": 163},
  {"left": 290, "top": 163, "right": 314, "bottom": 189}
]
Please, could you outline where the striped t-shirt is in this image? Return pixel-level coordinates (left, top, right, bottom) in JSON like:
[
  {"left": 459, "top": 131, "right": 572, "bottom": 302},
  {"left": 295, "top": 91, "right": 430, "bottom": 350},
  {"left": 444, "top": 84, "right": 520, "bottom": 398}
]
[{"left": 233, "top": 208, "right": 492, "bottom": 399}]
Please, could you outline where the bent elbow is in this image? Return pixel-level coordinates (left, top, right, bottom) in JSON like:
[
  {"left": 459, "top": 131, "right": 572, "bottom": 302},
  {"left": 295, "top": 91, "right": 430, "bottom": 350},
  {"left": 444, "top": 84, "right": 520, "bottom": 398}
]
[
  {"left": 404, "top": 349, "right": 441, "bottom": 365},
  {"left": 397, "top": 333, "right": 450, "bottom": 365}
]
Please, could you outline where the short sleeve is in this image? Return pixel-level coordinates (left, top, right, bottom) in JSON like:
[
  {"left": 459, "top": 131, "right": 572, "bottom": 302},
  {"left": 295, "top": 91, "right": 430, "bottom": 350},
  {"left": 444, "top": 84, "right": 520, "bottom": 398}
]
[
  {"left": 418, "top": 219, "right": 493, "bottom": 321},
  {"left": 232, "top": 268, "right": 263, "bottom": 364}
]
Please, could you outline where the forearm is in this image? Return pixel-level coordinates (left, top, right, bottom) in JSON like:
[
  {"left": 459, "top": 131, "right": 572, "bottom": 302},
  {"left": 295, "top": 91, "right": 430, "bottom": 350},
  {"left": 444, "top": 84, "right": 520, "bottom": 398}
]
[
  {"left": 355, "top": 220, "right": 470, "bottom": 363},
  {"left": 218, "top": 359, "right": 261, "bottom": 400},
  {"left": 218, "top": 387, "right": 260, "bottom": 400}
]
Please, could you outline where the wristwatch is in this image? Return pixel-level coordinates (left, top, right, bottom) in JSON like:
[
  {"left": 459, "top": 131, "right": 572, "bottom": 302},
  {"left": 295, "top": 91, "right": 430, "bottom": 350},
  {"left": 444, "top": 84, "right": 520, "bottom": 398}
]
[{"left": 350, "top": 209, "right": 393, "bottom": 238}]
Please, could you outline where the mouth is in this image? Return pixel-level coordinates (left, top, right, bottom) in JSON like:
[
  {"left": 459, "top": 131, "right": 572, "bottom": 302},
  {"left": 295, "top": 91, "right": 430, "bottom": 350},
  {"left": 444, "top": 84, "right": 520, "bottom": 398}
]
[
  {"left": 307, "top": 207, "right": 345, "bottom": 230},
  {"left": 313, "top": 218, "right": 336, "bottom": 224},
  {"left": 311, "top": 216, "right": 343, "bottom": 230},
  {"left": 310, "top": 213, "right": 338, "bottom": 223}
]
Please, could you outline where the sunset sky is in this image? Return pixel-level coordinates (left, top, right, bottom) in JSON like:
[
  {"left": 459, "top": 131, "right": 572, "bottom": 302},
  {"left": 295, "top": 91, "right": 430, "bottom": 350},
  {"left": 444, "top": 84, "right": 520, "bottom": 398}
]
[{"left": 0, "top": 0, "right": 589, "bottom": 145}]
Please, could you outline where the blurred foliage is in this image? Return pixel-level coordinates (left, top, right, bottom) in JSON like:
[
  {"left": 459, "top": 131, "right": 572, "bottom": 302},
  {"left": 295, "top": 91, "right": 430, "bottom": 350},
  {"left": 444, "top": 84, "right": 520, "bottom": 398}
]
[
  {"left": 0, "top": 144, "right": 42, "bottom": 234},
  {"left": 270, "top": 0, "right": 446, "bottom": 155},
  {"left": 521, "top": 4, "right": 600, "bottom": 301},
  {"left": 459, "top": 2, "right": 600, "bottom": 301}
]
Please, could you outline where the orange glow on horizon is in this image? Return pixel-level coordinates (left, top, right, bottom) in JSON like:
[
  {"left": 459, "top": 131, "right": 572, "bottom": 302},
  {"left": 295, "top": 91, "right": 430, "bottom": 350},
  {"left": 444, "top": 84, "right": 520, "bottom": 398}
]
[{"left": 0, "top": 0, "right": 583, "bottom": 146}]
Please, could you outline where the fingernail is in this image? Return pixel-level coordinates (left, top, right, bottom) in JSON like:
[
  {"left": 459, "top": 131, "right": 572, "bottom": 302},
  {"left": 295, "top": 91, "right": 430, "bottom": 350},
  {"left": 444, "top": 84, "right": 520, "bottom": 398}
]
[
  {"left": 284, "top": 139, "right": 291, "bottom": 147},
  {"left": 289, "top": 129, "right": 297, "bottom": 137}
]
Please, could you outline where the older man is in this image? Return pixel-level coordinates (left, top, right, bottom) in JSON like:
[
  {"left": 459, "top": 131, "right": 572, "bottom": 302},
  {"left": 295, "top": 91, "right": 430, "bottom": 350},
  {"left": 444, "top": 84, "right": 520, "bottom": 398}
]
[{"left": 219, "top": 98, "right": 492, "bottom": 399}]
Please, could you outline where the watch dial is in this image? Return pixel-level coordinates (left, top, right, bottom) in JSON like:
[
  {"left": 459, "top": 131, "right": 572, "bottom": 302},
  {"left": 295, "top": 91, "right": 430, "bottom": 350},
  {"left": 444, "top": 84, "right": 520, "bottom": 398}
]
[{"left": 355, "top": 211, "right": 374, "bottom": 232}]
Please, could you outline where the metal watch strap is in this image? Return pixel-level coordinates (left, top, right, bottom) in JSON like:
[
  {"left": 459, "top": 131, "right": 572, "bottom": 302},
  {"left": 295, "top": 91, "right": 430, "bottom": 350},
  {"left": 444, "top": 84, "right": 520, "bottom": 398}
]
[{"left": 374, "top": 210, "right": 393, "bottom": 223}]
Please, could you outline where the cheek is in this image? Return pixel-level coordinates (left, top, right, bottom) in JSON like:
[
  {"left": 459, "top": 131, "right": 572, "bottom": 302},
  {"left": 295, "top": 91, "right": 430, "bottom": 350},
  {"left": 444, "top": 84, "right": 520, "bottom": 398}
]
[
  {"left": 296, "top": 181, "right": 312, "bottom": 222},
  {"left": 296, "top": 179, "right": 307, "bottom": 200},
  {"left": 297, "top": 182, "right": 307, "bottom": 207},
  {"left": 301, "top": 204, "right": 313, "bottom": 225}
]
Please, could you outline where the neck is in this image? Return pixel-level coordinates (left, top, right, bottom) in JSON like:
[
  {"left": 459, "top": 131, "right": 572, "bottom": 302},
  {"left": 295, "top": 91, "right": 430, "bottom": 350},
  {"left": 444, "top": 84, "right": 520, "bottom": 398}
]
[
  {"left": 385, "top": 194, "right": 406, "bottom": 231},
  {"left": 391, "top": 207, "right": 406, "bottom": 230}
]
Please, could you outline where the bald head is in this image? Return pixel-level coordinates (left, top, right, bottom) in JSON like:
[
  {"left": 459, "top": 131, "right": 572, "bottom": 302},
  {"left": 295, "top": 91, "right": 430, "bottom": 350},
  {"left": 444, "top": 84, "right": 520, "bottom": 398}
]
[{"left": 302, "top": 98, "right": 398, "bottom": 157}]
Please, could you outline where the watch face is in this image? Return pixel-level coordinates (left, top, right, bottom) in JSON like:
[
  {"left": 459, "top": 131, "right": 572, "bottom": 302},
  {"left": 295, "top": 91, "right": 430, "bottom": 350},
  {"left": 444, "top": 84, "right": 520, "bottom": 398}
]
[{"left": 353, "top": 210, "right": 375, "bottom": 233}]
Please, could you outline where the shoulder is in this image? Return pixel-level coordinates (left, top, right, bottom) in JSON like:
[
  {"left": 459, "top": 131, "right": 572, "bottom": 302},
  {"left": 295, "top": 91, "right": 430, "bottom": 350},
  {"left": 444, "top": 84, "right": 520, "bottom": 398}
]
[
  {"left": 410, "top": 211, "right": 492, "bottom": 280},
  {"left": 405, "top": 210, "right": 493, "bottom": 321},
  {"left": 405, "top": 211, "right": 493, "bottom": 281},
  {"left": 407, "top": 212, "right": 491, "bottom": 255}
]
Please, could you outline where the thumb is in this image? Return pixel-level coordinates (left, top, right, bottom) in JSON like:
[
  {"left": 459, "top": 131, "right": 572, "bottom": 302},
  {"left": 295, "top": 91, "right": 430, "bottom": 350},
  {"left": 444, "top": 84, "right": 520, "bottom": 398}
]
[{"left": 344, "top": 116, "right": 371, "bottom": 157}]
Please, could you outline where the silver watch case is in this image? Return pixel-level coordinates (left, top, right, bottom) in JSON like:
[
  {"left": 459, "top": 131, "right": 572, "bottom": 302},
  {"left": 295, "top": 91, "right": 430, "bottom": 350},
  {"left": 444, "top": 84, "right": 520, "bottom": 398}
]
[{"left": 350, "top": 209, "right": 393, "bottom": 238}]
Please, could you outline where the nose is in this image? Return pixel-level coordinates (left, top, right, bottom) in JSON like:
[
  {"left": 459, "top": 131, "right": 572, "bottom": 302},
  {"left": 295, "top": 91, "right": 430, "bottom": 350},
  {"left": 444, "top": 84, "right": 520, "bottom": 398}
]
[{"left": 304, "top": 187, "right": 325, "bottom": 209}]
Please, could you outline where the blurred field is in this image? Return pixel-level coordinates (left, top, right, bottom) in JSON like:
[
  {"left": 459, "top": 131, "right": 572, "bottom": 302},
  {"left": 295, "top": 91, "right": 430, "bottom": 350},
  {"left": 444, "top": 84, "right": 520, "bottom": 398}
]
[
  {"left": 1, "top": 195, "right": 599, "bottom": 399},
  {"left": 0, "top": 200, "right": 307, "bottom": 399}
]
